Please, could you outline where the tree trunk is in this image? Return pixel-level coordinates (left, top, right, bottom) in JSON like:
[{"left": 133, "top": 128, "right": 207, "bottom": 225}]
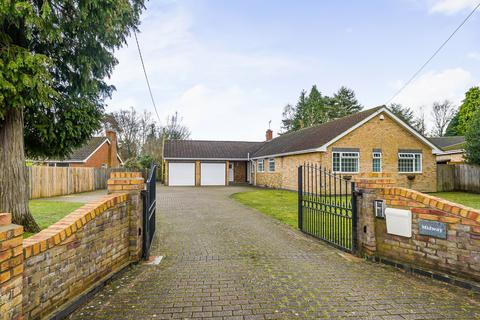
[{"left": 0, "top": 107, "right": 40, "bottom": 233}]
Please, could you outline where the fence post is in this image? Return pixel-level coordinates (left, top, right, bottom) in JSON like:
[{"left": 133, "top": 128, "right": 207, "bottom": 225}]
[
  {"left": 351, "top": 181, "right": 358, "bottom": 253},
  {"left": 298, "top": 165, "right": 303, "bottom": 230}
]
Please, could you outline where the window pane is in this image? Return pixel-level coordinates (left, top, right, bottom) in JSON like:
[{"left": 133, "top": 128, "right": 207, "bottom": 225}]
[
  {"left": 373, "top": 158, "right": 381, "bottom": 172},
  {"left": 415, "top": 154, "right": 421, "bottom": 172},
  {"left": 341, "top": 156, "right": 358, "bottom": 172},
  {"left": 268, "top": 159, "right": 275, "bottom": 172},
  {"left": 398, "top": 154, "right": 413, "bottom": 172},
  {"left": 333, "top": 153, "right": 340, "bottom": 172}
]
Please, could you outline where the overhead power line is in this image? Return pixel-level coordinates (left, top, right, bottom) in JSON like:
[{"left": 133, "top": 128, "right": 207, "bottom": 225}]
[
  {"left": 386, "top": 2, "right": 480, "bottom": 105},
  {"left": 134, "top": 31, "right": 162, "bottom": 123}
]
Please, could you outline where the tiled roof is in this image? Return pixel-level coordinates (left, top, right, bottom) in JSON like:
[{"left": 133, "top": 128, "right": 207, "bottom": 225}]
[
  {"left": 251, "top": 107, "right": 383, "bottom": 157},
  {"left": 164, "top": 106, "right": 433, "bottom": 160},
  {"left": 48, "top": 137, "right": 108, "bottom": 162},
  {"left": 428, "top": 136, "right": 465, "bottom": 150},
  {"left": 164, "top": 140, "right": 264, "bottom": 159}
]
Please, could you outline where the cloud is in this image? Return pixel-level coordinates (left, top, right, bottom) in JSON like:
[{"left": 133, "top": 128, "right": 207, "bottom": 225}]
[
  {"left": 106, "top": 1, "right": 307, "bottom": 140},
  {"left": 391, "top": 68, "right": 473, "bottom": 107},
  {"left": 428, "top": 0, "right": 479, "bottom": 15},
  {"left": 390, "top": 68, "right": 475, "bottom": 128},
  {"left": 468, "top": 51, "right": 480, "bottom": 60},
  {"left": 161, "top": 84, "right": 281, "bottom": 141}
]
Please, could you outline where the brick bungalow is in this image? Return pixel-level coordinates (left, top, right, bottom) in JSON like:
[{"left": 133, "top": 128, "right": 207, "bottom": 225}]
[
  {"left": 38, "top": 130, "right": 123, "bottom": 168},
  {"left": 164, "top": 106, "right": 442, "bottom": 192}
]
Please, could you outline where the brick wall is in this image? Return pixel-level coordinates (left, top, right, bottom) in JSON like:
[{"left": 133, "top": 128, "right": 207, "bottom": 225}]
[
  {"left": 357, "top": 177, "right": 480, "bottom": 282},
  {"left": 70, "top": 140, "right": 121, "bottom": 168},
  {"left": 254, "top": 153, "right": 322, "bottom": 190},
  {"left": 324, "top": 113, "right": 437, "bottom": 192},
  {"left": 0, "top": 213, "right": 23, "bottom": 320},
  {"left": 0, "top": 172, "right": 144, "bottom": 320}
]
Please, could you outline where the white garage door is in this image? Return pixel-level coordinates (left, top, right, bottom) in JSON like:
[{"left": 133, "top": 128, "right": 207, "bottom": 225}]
[
  {"left": 169, "top": 162, "right": 195, "bottom": 186},
  {"left": 201, "top": 163, "right": 226, "bottom": 186}
]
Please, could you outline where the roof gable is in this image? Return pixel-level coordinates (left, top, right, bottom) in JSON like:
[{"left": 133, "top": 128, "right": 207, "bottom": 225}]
[{"left": 251, "top": 107, "right": 383, "bottom": 158}]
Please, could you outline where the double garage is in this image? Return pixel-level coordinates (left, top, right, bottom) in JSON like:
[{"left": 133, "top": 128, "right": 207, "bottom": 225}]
[{"left": 168, "top": 162, "right": 227, "bottom": 186}]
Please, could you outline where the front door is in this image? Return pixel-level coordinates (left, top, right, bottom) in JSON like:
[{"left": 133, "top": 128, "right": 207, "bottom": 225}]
[{"left": 229, "top": 163, "right": 234, "bottom": 183}]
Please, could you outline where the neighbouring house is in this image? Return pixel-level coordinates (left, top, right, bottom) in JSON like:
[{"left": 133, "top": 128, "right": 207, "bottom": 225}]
[
  {"left": 164, "top": 106, "right": 442, "bottom": 192},
  {"left": 428, "top": 136, "right": 466, "bottom": 164},
  {"left": 35, "top": 130, "right": 123, "bottom": 168}
]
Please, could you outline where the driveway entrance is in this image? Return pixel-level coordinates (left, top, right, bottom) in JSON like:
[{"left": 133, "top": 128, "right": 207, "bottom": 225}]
[{"left": 70, "top": 186, "right": 480, "bottom": 319}]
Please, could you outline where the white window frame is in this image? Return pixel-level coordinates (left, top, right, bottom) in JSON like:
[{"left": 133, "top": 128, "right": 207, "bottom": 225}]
[
  {"left": 332, "top": 151, "right": 360, "bottom": 174},
  {"left": 257, "top": 159, "right": 265, "bottom": 173},
  {"left": 398, "top": 153, "right": 422, "bottom": 173},
  {"left": 268, "top": 158, "right": 275, "bottom": 172},
  {"left": 372, "top": 152, "right": 382, "bottom": 173}
]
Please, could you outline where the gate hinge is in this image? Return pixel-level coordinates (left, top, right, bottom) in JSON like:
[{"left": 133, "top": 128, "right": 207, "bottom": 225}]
[{"left": 353, "top": 190, "right": 363, "bottom": 197}]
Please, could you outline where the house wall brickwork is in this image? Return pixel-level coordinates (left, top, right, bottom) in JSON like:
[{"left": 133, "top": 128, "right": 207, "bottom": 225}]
[
  {"left": 253, "top": 112, "right": 437, "bottom": 192},
  {"left": 356, "top": 176, "right": 480, "bottom": 282},
  {"left": 70, "top": 141, "right": 121, "bottom": 169},
  {"left": 254, "top": 153, "right": 322, "bottom": 190},
  {"left": 324, "top": 113, "right": 437, "bottom": 192},
  {"left": 0, "top": 172, "right": 144, "bottom": 320}
]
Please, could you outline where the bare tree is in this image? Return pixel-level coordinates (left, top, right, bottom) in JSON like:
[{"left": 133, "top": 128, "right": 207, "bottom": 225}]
[
  {"left": 106, "top": 107, "right": 142, "bottom": 159},
  {"left": 431, "top": 100, "right": 456, "bottom": 137},
  {"left": 413, "top": 108, "right": 427, "bottom": 136},
  {"left": 163, "top": 111, "right": 191, "bottom": 140}
]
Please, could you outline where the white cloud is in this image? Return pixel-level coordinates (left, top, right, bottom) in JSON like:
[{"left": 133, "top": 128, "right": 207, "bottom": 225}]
[
  {"left": 390, "top": 68, "right": 475, "bottom": 129},
  {"left": 428, "top": 0, "right": 479, "bottom": 15},
  {"left": 107, "top": 1, "right": 307, "bottom": 140},
  {"left": 161, "top": 84, "right": 281, "bottom": 141},
  {"left": 468, "top": 51, "right": 480, "bottom": 60}
]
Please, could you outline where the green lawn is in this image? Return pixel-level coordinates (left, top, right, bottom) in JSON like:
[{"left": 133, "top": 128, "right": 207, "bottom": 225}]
[
  {"left": 430, "top": 192, "right": 480, "bottom": 209},
  {"left": 26, "top": 200, "right": 84, "bottom": 238},
  {"left": 231, "top": 189, "right": 298, "bottom": 228},
  {"left": 231, "top": 189, "right": 354, "bottom": 249},
  {"left": 231, "top": 189, "right": 352, "bottom": 226}
]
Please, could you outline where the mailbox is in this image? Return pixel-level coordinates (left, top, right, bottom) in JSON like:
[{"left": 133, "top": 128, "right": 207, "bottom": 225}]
[{"left": 385, "top": 208, "right": 412, "bottom": 237}]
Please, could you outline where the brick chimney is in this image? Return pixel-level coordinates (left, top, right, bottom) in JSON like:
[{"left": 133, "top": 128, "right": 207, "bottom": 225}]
[
  {"left": 106, "top": 130, "right": 118, "bottom": 168},
  {"left": 265, "top": 129, "right": 273, "bottom": 141}
]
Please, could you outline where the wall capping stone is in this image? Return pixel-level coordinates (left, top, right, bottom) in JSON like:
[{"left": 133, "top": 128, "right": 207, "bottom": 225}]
[
  {"left": 22, "top": 193, "right": 128, "bottom": 259},
  {"left": 356, "top": 176, "right": 480, "bottom": 285},
  {"left": 383, "top": 187, "right": 480, "bottom": 225}
]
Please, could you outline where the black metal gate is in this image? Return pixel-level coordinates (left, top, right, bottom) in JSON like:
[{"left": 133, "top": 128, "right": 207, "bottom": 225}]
[
  {"left": 298, "top": 164, "right": 358, "bottom": 253},
  {"left": 142, "top": 164, "right": 157, "bottom": 259}
]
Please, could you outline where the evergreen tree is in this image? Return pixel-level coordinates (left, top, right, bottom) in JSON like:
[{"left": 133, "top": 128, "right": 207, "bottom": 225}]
[
  {"left": 0, "top": 1, "right": 144, "bottom": 231},
  {"left": 465, "top": 108, "right": 480, "bottom": 165},
  {"left": 457, "top": 87, "right": 480, "bottom": 135},
  {"left": 280, "top": 104, "right": 296, "bottom": 133},
  {"left": 445, "top": 112, "right": 461, "bottom": 136},
  {"left": 329, "top": 86, "right": 363, "bottom": 118},
  {"left": 388, "top": 103, "right": 415, "bottom": 124}
]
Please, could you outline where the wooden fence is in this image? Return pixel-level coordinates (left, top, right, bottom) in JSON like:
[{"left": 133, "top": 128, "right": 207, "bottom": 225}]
[
  {"left": 437, "top": 164, "right": 480, "bottom": 193},
  {"left": 27, "top": 166, "right": 127, "bottom": 199}
]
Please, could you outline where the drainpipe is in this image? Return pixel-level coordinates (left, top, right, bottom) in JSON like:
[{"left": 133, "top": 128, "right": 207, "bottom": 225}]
[{"left": 247, "top": 153, "right": 250, "bottom": 183}]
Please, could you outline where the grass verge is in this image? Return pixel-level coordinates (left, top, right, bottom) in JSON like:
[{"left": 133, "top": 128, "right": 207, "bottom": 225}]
[
  {"left": 231, "top": 189, "right": 298, "bottom": 228},
  {"left": 26, "top": 200, "right": 84, "bottom": 238},
  {"left": 430, "top": 192, "right": 480, "bottom": 210}
]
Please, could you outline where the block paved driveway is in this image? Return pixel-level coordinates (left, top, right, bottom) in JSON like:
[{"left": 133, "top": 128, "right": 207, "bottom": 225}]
[{"left": 70, "top": 186, "right": 480, "bottom": 319}]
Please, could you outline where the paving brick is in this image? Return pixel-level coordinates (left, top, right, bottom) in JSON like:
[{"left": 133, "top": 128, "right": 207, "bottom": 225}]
[{"left": 69, "top": 187, "right": 480, "bottom": 320}]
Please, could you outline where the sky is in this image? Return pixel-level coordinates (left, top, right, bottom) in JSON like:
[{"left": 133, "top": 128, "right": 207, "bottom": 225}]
[{"left": 106, "top": 0, "right": 480, "bottom": 141}]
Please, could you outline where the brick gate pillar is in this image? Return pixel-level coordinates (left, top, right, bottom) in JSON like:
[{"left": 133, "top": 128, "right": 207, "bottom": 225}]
[
  {"left": 107, "top": 172, "right": 145, "bottom": 261},
  {"left": 354, "top": 173, "right": 396, "bottom": 257},
  {"left": 0, "top": 213, "right": 23, "bottom": 320}
]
